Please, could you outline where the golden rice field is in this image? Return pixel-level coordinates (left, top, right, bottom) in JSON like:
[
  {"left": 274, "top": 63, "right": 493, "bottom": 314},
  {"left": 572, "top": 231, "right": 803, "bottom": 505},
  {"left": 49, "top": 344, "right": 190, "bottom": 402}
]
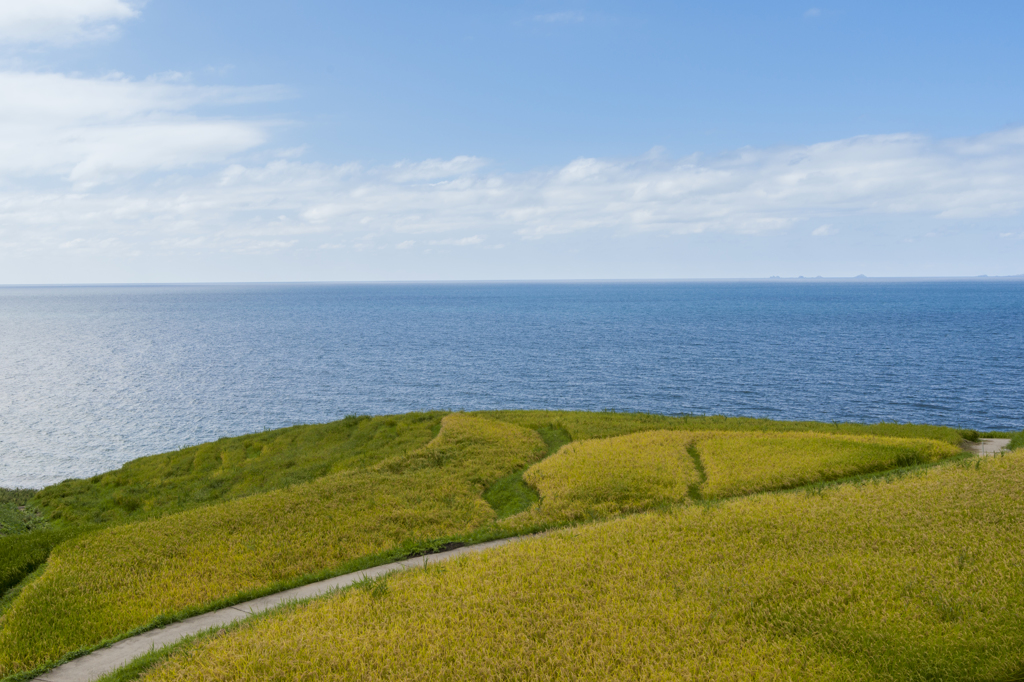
[
  {"left": 0, "top": 414, "right": 546, "bottom": 676},
  {"left": 0, "top": 410, "right": 989, "bottom": 679},
  {"left": 522, "top": 430, "right": 701, "bottom": 520},
  {"left": 693, "top": 431, "right": 962, "bottom": 498},
  {"left": 140, "top": 452, "right": 1024, "bottom": 682},
  {"left": 512, "top": 429, "right": 961, "bottom": 525}
]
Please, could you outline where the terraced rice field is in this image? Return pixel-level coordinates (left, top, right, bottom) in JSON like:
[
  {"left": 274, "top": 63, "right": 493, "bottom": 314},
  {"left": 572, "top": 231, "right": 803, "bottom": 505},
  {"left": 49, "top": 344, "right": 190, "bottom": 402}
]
[
  {"left": 522, "top": 430, "right": 701, "bottom": 520},
  {"left": 514, "top": 428, "right": 961, "bottom": 523},
  {"left": 0, "top": 410, "right": 1003, "bottom": 680},
  {"left": 693, "top": 431, "right": 961, "bottom": 498},
  {"left": 0, "top": 414, "right": 545, "bottom": 675},
  {"left": 140, "top": 452, "right": 1024, "bottom": 682}
]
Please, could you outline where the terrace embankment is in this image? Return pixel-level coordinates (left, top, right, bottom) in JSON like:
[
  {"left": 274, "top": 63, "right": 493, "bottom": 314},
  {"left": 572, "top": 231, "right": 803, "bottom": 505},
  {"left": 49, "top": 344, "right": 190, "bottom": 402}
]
[
  {"left": 141, "top": 451, "right": 1024, "bottom": 682},
  {"left": 0, "top": 411, "right": 1010, "bottom": 681}
]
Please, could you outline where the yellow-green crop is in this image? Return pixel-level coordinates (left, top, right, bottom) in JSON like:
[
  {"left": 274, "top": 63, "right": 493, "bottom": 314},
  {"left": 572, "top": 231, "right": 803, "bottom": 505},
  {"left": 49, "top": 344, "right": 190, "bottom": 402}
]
[
  {"left": 522, "top": 430, "right": 699, "bottom": 520},
  {"left": 141, "top": 453, "right": 1024, "bottom": 682},
  {"left": 0, "top": 414, "right": 545, "bottom": 676},
  {"left": 0, "top": 411, "right": 982, "bottom": 679},
  {"left": 515, "top": 429, "right": 960, "bottom": 524},
  {"left": 694, "top": 431, "right": 962, "bottom": 498}
]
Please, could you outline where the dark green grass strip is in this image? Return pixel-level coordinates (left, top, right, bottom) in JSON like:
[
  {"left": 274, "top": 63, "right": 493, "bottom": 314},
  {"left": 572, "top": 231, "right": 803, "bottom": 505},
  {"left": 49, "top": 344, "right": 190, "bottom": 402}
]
[
  {"left": 686, "top": 443, "right": 707, "bottom": 501},
  {"left": 0, "top": 528, "right": 83, "bottom": 598},
  {"left": 483, "top": 472, "right": 540, "bottom": 519},
  {"left": 479, "top": 410, "right": 974, "bottom": 446},
  {"left": 534, "top": 424, "right": 572, "bottom": 455},
  {"left": 0, "top": 562, "right": 47, "bottom": 619},
  {"left": 482, "top": 424, "right": 566, "bottom": 519},
  {"left": 482, "top": 423, "right": 569, "bottom": 519},
  {"left": 0, "top": 489, "right": 46, "bottom": 538}
]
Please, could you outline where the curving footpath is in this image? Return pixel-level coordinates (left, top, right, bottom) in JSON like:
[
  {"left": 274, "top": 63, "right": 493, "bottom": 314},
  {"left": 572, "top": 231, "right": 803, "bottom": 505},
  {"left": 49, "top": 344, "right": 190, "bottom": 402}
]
[
  {"left": 964, "top": 438, "right": 1012, "bottom": 456},
  {"left": 31, "top": 538, "right": 520, "bottom": 682},
  {"left": 29, "top": 439, "right": 1017, "bottom": 682}
]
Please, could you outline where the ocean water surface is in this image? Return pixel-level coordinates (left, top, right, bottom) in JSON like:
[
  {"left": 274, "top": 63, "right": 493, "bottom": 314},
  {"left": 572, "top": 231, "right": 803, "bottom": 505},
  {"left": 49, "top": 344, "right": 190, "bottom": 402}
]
[{"left": 1, "top": 280, "right": 1021, "bottom": 488}]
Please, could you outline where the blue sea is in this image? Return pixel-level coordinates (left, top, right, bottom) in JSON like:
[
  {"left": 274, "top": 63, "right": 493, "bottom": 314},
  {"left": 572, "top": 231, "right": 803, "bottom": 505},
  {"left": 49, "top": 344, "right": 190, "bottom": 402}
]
[{"left": 1, "top": 280, "right": 1022, "bottom": 488}]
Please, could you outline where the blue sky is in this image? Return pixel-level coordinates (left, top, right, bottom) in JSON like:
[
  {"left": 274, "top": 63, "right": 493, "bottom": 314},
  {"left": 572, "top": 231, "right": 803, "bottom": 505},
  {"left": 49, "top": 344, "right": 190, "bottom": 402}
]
[{"left": 1, "top": 1, "right": 1023, "bottom": 282}]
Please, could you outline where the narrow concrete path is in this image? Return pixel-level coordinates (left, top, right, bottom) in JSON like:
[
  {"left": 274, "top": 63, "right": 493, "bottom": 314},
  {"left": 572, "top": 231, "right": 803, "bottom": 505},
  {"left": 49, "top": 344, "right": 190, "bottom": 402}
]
[
  {"left": 31, "top": 437, "right": 1019, "bottom": 682},
  {"left": 964, "top": 438, "right": 1012, "bottom": 456},
  {"left": 33, "top": 538, "right": 519, "bottom": 682}
]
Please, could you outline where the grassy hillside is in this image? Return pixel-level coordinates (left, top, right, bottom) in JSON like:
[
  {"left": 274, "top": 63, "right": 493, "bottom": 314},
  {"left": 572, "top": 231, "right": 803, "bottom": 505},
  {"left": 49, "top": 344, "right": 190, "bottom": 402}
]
[
  {"left": 0, "top": 413, "right": 446, "bottom": 625},
  {"left": 0, "top": 490, "right": 46, "bottom": 537},
  {"left": 34, "top": 412, "right": 446, "bottom": 527},
  {"left": 140, "top": 452, "right": 1024, "bottom": 682},
  {"left": 0, "top": 410, "right": 992, "bottom": 679},
  {"left": 0, "top": 414, "right": 544, "bottom": 676},
  {"left": 478, "top": 410, "right": 974, "bottom": 444}
]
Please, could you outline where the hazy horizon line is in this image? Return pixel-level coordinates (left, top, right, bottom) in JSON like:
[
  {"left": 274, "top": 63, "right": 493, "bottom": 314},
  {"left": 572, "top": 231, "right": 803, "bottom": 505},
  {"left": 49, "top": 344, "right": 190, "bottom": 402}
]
[{"left": 3, "top": 274, "right": 1024, "bottom": 288}]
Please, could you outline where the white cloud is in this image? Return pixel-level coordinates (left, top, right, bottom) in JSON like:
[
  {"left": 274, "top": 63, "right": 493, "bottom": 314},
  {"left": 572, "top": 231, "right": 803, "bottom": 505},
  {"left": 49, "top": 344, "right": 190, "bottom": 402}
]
[
  {"left": 4, "top": 127, "right": 1024, "bottom": 260},
  {"left": 430, "top": 236, "right": 484, "bottom": 246},
  {"left": 805, "top": 8, "right": 821, "bottom": 18},
  {"left": 0, "top": 0, "right": 139, "bottom": 45},
  {"left": 387, "top": 156, "right": 487, "bottom": 182},
  {"left": 242, "top": 240, "right": 296, "bottom": 252},
  {"left": 812, "top": 224, "right": 836, "bottom": 236},
  {"left": 0, "top": 71, "right": 281, "bottom": 185}
]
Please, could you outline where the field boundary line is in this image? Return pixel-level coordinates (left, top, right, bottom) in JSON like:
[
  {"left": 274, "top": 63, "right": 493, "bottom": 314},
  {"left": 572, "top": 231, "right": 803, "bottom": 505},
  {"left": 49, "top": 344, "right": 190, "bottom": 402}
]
[{"left": 31, "top": 538, "right": 520, "bottom": 682}]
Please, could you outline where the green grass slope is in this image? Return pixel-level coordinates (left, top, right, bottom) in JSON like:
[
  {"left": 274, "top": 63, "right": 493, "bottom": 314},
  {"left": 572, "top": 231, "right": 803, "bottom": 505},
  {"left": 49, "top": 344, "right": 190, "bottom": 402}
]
[
  {"left": 34, "top": 412, "right": 446, "bottom": 527},
  {"left": 142, "top": 452, "right": 1024, "bottom": 682},
  {"left": 480, "top": 409, "right": 972, "bottom": 444},
  {"left": 0, "top": 414, "right": 545, "bottom": 676},
  {"left": 0, "top": 529, "right": 80, "bottom": 596},
  {"left": 0, "top": 413, "right": 447, "bottom": 623},
  {"left": 0, "top": 490, "right": 46, "bottom": 537},
  {"left": 0, "top": 410, "right": 995, "bottom": 680},
  {"left": 0, "top": 491, "right": 60, "bottom": 607}
]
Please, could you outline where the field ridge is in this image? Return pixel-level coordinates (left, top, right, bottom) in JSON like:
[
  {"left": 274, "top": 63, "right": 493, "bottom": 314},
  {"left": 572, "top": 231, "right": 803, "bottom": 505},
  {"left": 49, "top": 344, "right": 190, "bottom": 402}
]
[{"left": 1, "top": 411, "right": 1016, "bottom": 681}]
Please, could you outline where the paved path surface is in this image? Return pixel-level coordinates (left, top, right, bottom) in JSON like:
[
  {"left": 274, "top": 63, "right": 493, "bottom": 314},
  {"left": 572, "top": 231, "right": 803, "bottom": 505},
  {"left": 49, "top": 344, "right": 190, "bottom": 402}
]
[
  {"left": 33, "top": 538, "right": 519, "bottom": 682},
  {"left": 964, "top": 438, "right": 1012, "bottom": 456},
  {"left": 30, "top": 437, "right": 1020, "bottom": 682}
]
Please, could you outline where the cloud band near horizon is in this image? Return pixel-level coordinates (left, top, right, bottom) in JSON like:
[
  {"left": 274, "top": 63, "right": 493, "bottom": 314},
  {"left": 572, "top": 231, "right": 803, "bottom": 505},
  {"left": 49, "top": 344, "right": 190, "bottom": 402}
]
[{"left": 1, "top": 66, "right": 1024, "bottom": 262}]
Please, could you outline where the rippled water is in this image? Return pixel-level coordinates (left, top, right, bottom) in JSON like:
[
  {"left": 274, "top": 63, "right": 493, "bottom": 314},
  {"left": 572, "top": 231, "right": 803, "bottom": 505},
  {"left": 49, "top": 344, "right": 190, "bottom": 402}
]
[{"left": 1, "top": 281, "right": 1021, "bottom": 488}]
